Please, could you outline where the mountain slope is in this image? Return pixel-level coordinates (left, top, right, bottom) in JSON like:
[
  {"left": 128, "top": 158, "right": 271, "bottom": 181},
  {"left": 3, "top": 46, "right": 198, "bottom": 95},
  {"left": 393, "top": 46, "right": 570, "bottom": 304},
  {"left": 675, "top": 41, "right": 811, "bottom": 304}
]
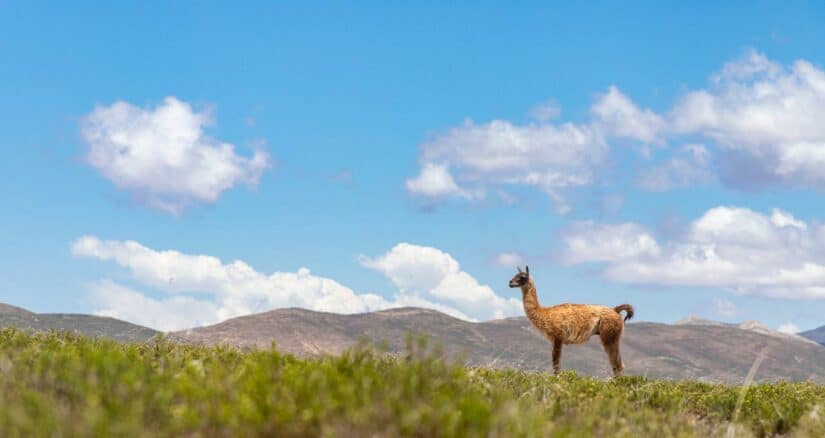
[
  {"left": 173, "top": 307, "right": 825, "bottom": 384},
  {"left": 801, "top": 325, "right": 825, "bottom": 346},
  {"left": 0, "top": 303, "right": 158, "bottom": 343},
  {"left": 676, "top": 315, "right": 819, "bottom": 345}
]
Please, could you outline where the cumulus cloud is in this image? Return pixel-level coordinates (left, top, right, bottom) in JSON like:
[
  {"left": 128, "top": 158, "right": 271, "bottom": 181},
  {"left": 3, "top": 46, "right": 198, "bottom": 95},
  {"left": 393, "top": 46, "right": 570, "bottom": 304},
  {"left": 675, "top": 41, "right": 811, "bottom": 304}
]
[
  {"left": 407, "top": 119, "right": 606, "bottom": 212},
  {"left": 73, "top": 237, "right": 518, "bottom": 329},
  {"left": 591, "top": 86, "right": 666, "bottom": 144},
  {"left": 562, "top": 206, "right": 825, "bottom": 299},
  {"left": 81, "top": 97, "right": 270, "bottom": 214},
  {"left": 406, "top": 50, "right": 825, "bottom": 199},
  {"left": 637, "top": 144, "right": 715, "bottom": 191},
  {"left": 72, "top": 235, "right": 395, "bottom": 323},
  {"left": 777, "top": 322, "right": 800, "bottom": 334},
  {"left": 90, "top": 280, "right": 219, "bottom": 331},
  {"left": 360, "top": 243, "right": 523, "bottom": 321},
  {"left": 671, "top": 50, "right": 825, "bottom": 190},
  {"left": 405, "top": 88, "right": 661, "bottom": 212},
  {"left": 405, "top": 163, "right": 476, "bottom": 200}
]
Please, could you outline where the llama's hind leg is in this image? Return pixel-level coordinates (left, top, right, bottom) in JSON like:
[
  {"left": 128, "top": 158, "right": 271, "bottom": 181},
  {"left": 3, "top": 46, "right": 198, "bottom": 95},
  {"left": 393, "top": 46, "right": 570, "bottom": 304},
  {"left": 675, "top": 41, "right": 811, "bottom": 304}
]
[
  {"left": 601, "top": 341, "right": 623, "bottom": 377},
  {"left": 598, "top": 318, "right": 624, "bottom": 377},
  {"left": 552, "top": 341, "right": 562, "bottom": 374}
]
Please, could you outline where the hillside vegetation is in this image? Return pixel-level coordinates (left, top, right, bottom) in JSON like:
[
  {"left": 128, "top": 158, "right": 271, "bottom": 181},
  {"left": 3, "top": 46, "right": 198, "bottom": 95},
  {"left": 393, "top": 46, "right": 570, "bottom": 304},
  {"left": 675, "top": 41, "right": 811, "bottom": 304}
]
[{"left": 0, "top": 329, "right": 823, "bottom": 437}]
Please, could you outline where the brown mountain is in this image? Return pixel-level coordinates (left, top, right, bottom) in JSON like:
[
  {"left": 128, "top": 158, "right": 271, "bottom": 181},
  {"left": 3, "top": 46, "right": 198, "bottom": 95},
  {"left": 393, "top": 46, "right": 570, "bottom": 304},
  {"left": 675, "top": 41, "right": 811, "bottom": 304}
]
[
  {"left": 0, "top": 303, "right": 158, "bottom": 343},
  {"left": 172, "top": 307, "right": 825, "bottom": 384}
]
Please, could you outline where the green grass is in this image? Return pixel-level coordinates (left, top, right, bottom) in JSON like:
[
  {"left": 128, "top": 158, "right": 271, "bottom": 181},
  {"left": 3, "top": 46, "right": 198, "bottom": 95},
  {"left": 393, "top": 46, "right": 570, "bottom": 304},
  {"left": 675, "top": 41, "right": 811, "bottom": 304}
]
[{"left": 0, "top": 328, "right": 823, "bottom": 437}]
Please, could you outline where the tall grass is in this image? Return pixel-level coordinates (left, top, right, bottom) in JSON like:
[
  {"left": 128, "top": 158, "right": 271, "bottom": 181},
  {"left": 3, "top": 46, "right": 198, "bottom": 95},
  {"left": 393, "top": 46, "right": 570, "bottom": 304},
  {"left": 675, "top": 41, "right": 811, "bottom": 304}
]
[{"left": 0, "top": 328, "right": 822, "bottom": 437}]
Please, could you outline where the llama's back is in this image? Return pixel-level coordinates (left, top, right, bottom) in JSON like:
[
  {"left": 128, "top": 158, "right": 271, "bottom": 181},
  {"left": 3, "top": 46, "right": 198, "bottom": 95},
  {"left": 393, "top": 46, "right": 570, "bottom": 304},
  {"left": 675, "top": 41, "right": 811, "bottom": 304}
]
[{"left": 531, "top": 303, "right": 618, "bottom": 344}]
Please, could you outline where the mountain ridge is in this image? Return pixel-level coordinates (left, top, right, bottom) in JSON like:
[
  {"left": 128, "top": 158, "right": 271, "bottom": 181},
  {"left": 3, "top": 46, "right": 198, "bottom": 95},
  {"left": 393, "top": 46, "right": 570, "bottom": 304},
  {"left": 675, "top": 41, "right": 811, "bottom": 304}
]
[
  {"left": 3, "top": 302, "right": 823, "bottom": 384},
  {"left": 801, "top": 325, "right": 825, "bottom": 346},
  {"left": 676, "top": 314, "right": 818, "bottom": 345},
  {"left": 0, "top": 304, "right": 158, "bottom": 343},
  {"left": 172, "top": 306, "right": 825, "bottom": 384}
]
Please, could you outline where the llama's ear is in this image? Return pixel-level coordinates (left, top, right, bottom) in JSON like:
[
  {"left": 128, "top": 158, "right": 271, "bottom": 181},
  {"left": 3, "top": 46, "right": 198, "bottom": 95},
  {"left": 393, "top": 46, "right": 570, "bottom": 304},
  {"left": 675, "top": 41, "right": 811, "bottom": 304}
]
[{"left": 525, "top": 265, "right": 529, "bottom": 275}]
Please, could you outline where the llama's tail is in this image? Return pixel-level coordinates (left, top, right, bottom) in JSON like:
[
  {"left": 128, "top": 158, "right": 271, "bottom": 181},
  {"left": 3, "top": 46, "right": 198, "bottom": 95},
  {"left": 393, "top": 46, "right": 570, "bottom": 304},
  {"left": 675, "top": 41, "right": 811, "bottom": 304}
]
[{"left": 613, "top": 304, "right": 634, "bottom": 322}]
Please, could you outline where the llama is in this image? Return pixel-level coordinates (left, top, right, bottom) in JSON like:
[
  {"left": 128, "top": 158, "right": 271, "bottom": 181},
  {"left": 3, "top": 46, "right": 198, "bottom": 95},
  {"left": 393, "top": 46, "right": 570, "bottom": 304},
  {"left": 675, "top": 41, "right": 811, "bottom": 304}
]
[{"left": 508, "top": 266, "right": 634, "bottom": 377}]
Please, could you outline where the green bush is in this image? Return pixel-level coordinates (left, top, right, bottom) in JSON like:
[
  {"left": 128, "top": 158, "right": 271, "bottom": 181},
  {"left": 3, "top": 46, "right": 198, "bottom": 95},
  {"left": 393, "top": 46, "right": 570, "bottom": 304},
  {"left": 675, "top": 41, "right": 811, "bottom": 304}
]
[{"left": 0, "top": 328, "right": 822, "bottom": 437}]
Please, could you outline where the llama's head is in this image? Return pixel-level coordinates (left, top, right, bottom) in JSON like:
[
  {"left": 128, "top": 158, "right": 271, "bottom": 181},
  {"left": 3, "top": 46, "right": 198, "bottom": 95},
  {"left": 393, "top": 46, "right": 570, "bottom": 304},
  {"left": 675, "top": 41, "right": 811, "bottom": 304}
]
[{"left": 508, "top": 265, "right": 530, "bottom": 288}]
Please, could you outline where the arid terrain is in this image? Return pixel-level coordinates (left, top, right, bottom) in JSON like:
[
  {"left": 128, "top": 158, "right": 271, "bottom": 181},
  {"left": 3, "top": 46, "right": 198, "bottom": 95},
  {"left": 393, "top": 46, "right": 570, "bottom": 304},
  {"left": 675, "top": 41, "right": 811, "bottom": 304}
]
[
  {"left": 0, "top": 303, "right": 158, "bottom": 343},
  {"left": 2, "top": 302, "right": 823, "bottom": 384},
  {"left": 168, "top": 307, "right": 825, "bottom": 384}
]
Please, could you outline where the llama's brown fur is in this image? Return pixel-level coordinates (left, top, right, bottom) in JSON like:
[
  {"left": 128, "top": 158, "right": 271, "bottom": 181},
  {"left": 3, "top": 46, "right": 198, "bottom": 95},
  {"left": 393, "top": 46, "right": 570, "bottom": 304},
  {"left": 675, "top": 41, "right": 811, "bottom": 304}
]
[{"left": 509, "top": 266, "right": 634, "bottom": 377}]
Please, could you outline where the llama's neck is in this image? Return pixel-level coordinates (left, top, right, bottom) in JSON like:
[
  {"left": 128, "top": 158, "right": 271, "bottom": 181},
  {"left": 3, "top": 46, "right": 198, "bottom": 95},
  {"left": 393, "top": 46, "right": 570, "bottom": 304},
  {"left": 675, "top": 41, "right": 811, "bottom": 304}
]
[{"left": 520, "top": 280, "right": 540, "bottom": 317}]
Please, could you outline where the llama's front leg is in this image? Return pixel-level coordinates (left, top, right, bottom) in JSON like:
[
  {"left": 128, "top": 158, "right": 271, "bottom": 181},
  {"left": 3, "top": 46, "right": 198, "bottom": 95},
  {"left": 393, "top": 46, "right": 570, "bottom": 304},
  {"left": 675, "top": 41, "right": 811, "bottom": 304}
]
[{"left": 552, "top": 341, "right": 562, "bottom": 374}]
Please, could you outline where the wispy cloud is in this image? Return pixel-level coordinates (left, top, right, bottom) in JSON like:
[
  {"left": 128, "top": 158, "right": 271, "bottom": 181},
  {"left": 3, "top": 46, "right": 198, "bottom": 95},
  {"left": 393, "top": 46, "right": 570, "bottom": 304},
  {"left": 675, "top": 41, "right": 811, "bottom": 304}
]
[
  {"left": 710, "top": 297, "right": 741, "bottom": 318},
  {"left": 492, "top": 252, "right": 524, "bottom": 268},
  {"left": 638, "top": 144, "right": 714, "bottom": 191}
]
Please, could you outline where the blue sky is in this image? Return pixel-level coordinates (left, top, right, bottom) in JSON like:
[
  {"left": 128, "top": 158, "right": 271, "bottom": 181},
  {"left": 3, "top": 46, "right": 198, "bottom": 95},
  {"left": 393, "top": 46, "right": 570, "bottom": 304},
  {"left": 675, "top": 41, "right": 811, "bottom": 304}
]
[{"left": 2, "top": 1, "right": 825, "bottom": 332}]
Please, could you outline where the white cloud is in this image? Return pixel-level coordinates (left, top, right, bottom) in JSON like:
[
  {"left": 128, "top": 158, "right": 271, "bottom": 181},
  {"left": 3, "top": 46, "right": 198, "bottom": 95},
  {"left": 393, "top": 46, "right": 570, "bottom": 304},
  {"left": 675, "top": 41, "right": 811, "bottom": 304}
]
[
  {"left": 528, "top": 99, "right": 562, "bottom": 122},
  {"left": 777, "top": 322, "right": 800, "bottom": 334},
  {"left": 81, "top": 97, "right": 270, "bottom": 214},
  {"left": 710, "top": 297, "right": 741, "bottom": 318},
  {"left": 407, "top": 118, "right": 606, "bottom": 211},
  {"left": 360, "top": 243, "right": 522, "bottom": 321},
  {"left": 72, "top": 235, "right": 394, "bottom": 322},
  {"left": 405, "top": 87, "right": 662, "bottom": 211},
  {"left": 562, "top": 206, "right": 825, "bottom": 299},
  {"left": 671, "top": 50, "right": 825, "bottom": 190},
  {"left": 73, "top": 237, "right": 518, "bottom": 330},
  {"left": 638, "top": 144, "right": 714, "bottom": 191},
  {"left": 405, "top": 163, "right": 475, "bottom": 199},
  {"left": 493, "top": 252, "right": 524, "bottom": 267},
  {"left": 406, "top": 50, "right": 825, "bottom": 197},
  {"left": 591, "top": 86, "right": 666, "bottom": 144},
  {"left": 90, "top": 280, "right": 219, "bottom": 331},
  {"left": 562, "top": 222, "right": 660, "bottom": 264}
]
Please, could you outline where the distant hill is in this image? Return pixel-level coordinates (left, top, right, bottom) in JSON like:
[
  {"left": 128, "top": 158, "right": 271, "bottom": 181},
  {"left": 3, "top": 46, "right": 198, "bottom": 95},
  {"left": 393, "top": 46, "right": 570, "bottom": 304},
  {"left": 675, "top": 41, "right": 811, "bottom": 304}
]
[
  {"left": 801, "top": 325, "right": 825, "bottom": 346},
  {"left": 4, "top": 302, "right": 823, "bottom": 384},
  {"left": 676, "top": 315, "right": 819, "bottom": 345},
  {"left": 172, "top": 307, "right": 825, "bottom": 384},
  {"left": 0, "top": 303, "right": 158, "bottom": 343}
]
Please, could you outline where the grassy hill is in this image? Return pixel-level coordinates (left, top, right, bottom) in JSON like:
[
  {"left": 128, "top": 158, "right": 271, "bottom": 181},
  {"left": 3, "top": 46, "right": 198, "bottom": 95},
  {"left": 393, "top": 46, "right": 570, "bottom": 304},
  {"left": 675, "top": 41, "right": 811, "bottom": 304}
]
[
  {"left": 0, "top": 303, "right": 157, "bottom": 343},
  {"left": 172, "top": 307, "right": 825, "bottom": 384},
  {"left": 0, "top": 328, "right": 823, "bottom": 437}
]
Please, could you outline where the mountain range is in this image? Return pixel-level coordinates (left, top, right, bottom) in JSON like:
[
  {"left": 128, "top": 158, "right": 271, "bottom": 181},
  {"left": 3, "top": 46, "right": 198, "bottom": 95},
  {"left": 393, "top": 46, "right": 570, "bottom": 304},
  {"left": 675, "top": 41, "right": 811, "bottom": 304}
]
[
  {"left": 0, "top": 303, "right": 158, "bottom": 343},
  {"left": 171, "top": 306, "right": 825, "bottom": 384},
  {"left": 2, "top": 302, "right": 823, "bottom": 384},
  {"left": 801, "top": 325, "right": 825, "bottom": 346}
]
